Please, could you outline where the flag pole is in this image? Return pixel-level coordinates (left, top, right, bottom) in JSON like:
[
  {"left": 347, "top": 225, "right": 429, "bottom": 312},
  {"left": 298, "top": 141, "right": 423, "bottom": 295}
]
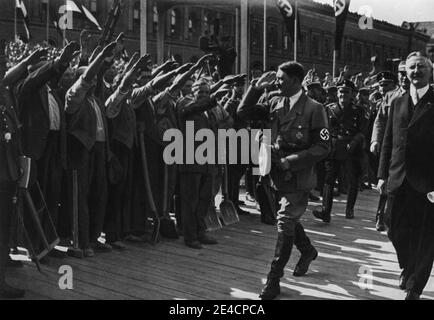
[
  {"left": 14, "top": 0, "right": 17, "bottom": 41},
  {"left": 63, "top": 0, "right": 67, "bottom": 45},
  {"left": 235, "top": 6, "right": 240, "bottom": 74},
  {"left": 333, "top": 50, "right": 337, "bottom": 80},
  {"left": 263, "top": 0, "right": 267, "bottom": 71},
  {"left": 140, "top": 0, "right": 147, "bottom": 56},
  {"left": 294, "top": 0, "right": 298, "bottom": 62},
  {"left": 46, "top": 0, "right": 50, "bottom": 43}
]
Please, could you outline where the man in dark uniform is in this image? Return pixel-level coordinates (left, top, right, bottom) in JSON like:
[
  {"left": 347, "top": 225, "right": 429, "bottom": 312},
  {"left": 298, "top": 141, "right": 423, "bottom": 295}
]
[
  {"left": 0, "top": 39, "right": 25, "bottom": 298},
  {"left": 325, "top": 86, "right": 338, "bottom": 105},
  {"left": 237, "top": 62, "right": 329, "bottom": 300},
  {"left": 313, "top": 80, "right": 367, "bottom": 222},
  {"left": 357, "top": 87, "right": 375, "bottom": 192},
  {"left": 305, "top": 79, "right": 327, "bottom": 201}
]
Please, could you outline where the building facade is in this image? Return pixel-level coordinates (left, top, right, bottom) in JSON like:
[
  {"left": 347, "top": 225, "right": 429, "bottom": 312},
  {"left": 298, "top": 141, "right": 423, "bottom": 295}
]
[
  {"left": 413, "top": 21, "right": 434, "bottom": 62},
  {"left": 0, "top": 0, "right": 430, "bottom": 77}
]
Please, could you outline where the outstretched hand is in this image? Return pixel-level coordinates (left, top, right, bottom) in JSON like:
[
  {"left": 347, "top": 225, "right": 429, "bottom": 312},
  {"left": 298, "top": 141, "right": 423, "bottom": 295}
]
[
  {"left": 27, "top": 48, "right": 49, "bottom": 65},
  {"left": 133, "top": 54, "right": 152, "bottom": 73},
  {"left": 114, "top": 33, "right": 125, "bottom": 55},
  {"left": 161, "top": 60, "right": 179, "bottom": 73},
  {"left": 176, "top": 62, "right": 194, "bottom": 74},
  {"left": 102, "top": 41, "right": 117, "bottom": 59},
  {"left": 254, "top": 71, "right": 276, "bottom": 91},
  {"left": 124, "top": 52, "right": 139, "bottom": 74},
  {"left": 194, "top": 53, "right": 213, "bottom": 69},
  {"left": 59, "top": 41, "right": 80, "bottom": 65},
  {"left": 222, "top": 75, "right": 238, "bottom": 85}
]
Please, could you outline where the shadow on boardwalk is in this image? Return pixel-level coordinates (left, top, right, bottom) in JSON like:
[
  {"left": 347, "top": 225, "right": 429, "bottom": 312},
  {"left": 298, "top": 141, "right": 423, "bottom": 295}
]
[{"left": 4, "top": 189, "right": 434, "bottom": 300}]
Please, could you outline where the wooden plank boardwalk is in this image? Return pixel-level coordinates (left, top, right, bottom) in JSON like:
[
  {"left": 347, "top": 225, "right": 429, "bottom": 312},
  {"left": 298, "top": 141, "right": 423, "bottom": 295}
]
[{"left": 4, "top": 188, "right": 434, "bottom": 300}]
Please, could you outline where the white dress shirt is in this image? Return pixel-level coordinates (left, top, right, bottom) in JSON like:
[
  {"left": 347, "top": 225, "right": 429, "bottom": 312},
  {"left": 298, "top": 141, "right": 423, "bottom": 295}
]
[
  {"left": 289, "top": 89, "right": 303, "bottom": 110},
  {"left": 47, "top": 88, "right": 60, "bottom": 131},
  {"left": 410, "top": 84, "right": 429, "bottom": 106}
]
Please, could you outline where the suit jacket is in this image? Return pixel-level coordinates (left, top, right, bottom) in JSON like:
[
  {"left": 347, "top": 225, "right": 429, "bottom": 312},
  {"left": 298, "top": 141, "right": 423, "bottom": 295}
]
[
  {"left": 65, "top": 76, "right": 112, "bottom": 169},
  {"left": 177, "top": 95, "right": 218, "bottom": 174},
  {"left": 371, "top": 87, "right": 404, "bottom": 146},
  {"left": 106, "top": 87, "right": 136, "bottom": 150},
  {"left": 17, "top": 61, "right": 67, "bottom": 165},
  {"left": 238, "top": 86, "right": 330, "bottom": 192},
  {"left": 378, "top": 87, "right": 434, "bottom": 194},
  {"left": 0, "top": 54, "right": 22, "bottom": 186}
]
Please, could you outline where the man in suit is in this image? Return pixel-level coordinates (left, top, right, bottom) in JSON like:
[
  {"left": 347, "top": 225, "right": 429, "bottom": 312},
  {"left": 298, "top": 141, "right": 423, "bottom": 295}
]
[
  {"left": 104, "top": 54, "right": 152, "bottom": 248},
  {"left": 0, "top": 39, "right": 25, "bottom": 299},
  {"left": 237, "top": 62, "right": 329, "bottom": 300},
  {"left": 371, "top": 66, "right": 410, "bottom": 232},
  {"left": 65, "top": 41, "right": 117, "bottom": 257},
  {"left": 177, "top": 64, "right": 220, "bottom": 250},
  {"left": 378, "top": 51, "right": 434, "bottom": 300},
  {"left": 18, "top": 42, "right": 78, "bottom": 257}
]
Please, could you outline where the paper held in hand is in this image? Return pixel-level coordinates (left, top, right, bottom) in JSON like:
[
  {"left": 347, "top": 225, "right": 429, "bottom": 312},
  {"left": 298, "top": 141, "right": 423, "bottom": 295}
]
[{"left": 427, "top": 192, "right": 434, "bottom": 204}]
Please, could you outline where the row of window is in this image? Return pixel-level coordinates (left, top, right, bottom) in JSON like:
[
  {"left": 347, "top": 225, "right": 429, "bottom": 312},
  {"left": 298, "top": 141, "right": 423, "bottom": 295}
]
[
  {"left": 251, "top": 21, "right": 404, "bottom": 64},
  {"left": 25, "top": 0, "right": 406, "bottom": 65},
  {"left": 28, "top": 0, "right": 232, "bottom": 43},
  {"left": 132, "top": 2, "right": 234, "bottom": 42}
]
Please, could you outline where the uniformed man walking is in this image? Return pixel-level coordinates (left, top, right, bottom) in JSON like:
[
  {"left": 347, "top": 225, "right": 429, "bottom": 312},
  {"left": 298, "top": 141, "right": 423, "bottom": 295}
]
[
  {"left": 0, "top": 39, "right": 25, "bottom": 298},
  {"left": 313, "top": 80, "right": 367, "bottom": 222},
  {"left": 237, "top": 61, "right": 329, "bottom": 300}
]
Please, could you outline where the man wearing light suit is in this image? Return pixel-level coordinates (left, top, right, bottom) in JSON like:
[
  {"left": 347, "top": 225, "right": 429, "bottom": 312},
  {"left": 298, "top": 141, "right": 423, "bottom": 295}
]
[{"left": 378, "top": 52, "right": 434, "bottom": 300}]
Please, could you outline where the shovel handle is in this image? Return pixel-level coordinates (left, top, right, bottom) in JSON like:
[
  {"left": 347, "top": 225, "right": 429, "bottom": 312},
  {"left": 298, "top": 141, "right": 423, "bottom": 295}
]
[
  {"left": 162, "top": 164, "right": 169, "bottom": 218},
  {"left": 222, "top": 164, "right": 229, "bottom": 198},
  {"left": 139, "top": 132, "right": 158, "bottom": 215},
  {"left": 72, "top": 170, "right": 79, "bottom": 249}
]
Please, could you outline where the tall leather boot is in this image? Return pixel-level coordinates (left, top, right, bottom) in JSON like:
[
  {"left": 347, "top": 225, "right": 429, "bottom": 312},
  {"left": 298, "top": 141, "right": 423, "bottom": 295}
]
[
  {"left": 259, "top": 233, "right": 294, "bottom": 300},
  {"left": 345, "top": 183, "right": 358, "bottom": 219},
  {"left": 312, "top": 184, "right": 333, "bottom": 223},
  {"left": 375, "top": 194, "right": 387, "bottom": 231},
  {"left": 0, "top": 245, "right": 25, "bottom": 299}
]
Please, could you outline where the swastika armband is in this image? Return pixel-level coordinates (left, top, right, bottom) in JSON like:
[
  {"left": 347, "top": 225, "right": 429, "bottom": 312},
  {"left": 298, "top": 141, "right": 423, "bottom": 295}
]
[{"left": 320, "top": 128, "right": 330, "bottom": 141}]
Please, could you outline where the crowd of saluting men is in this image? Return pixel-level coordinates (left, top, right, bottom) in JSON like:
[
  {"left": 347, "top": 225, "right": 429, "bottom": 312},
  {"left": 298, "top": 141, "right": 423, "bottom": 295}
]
[{"left": 1, "top": 30, "right": 433, "bottom": 300}]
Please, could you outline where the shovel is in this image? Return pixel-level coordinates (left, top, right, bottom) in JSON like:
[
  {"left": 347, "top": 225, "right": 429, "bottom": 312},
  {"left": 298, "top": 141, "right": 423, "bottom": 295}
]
[
  {"left": 219, "top": 164, "right": 239, "bottom": 226},
  {"left": 67, "top": 170, "right": 84, "bottom": 258},
  {"left": 159, "top": 164, "right": 179, "bottom": 239},
  {"left": 204, "top": 204, "right": 222, "bottom": 232},
  {"left": 139, "top": 132, "right": 160, "bottom": 245}
]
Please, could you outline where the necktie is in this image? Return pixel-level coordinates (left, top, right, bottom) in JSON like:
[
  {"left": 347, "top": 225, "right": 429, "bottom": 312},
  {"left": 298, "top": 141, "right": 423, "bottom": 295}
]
[
  {"left": 284, "top": 98, "right": 291, "bottom": 116},
  {"left": 409, "top": 96, "right": 415, "bottom": 121},
  {"left": 414, "top": 91, "right": 419, "bottom": 106}
]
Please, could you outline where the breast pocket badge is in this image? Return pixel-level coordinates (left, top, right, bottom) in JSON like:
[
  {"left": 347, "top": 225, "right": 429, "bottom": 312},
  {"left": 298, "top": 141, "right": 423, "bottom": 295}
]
[{"left": 296, "top": 126, "right": 304, "bottom": 140}]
